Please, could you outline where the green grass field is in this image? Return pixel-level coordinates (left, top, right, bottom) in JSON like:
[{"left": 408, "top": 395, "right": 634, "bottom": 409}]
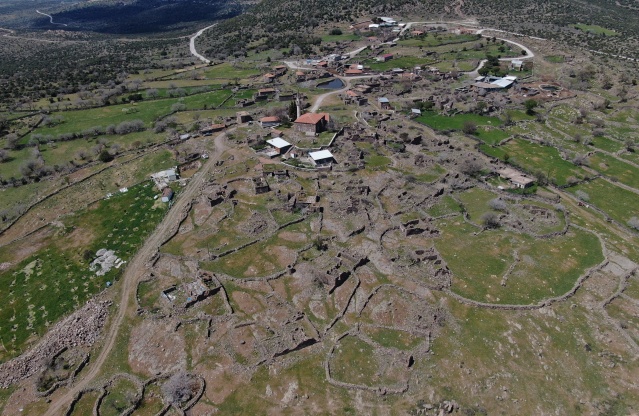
[
  {"left": 436, "top": 221, "right": 602, "bottom": 304},
  {"left": 99, "top": 378, "right": 139, "bottom": 416},
  {"left": 416, "top": 112, "right": 502, "bottom": 131},
  {"left": 590, "top": 136, "right": 624, "bottom": 153},
  {"left": 330, "top": 335, "right": 403, "bottom": 387},
  {"left": 572, "top": 23, "right": 618, "bottom": 36},
  {"left": 497, "top": 138, "right": 587, "bottom": 186},
  {"left": 0, "top": 182, "right": 167, "bottom": 361},
  {"left": 200, "top": 219, "right": 310, "bottom": 278},
  {"left": 567, "top": 179, "right": 639, "bottom": 225},
  {"left": 203, "top": 62, "right": 262, "bottom": 79},
  {"left": 28, "top": 89, "right": 232, "bottom": 139},
  {"left": 588, "top": 152, "right": 639, "bottom": 189},
  {"left": 545, "top": 55, "right": 566, "bottom": 63},
  {"left": 366, "top": 327, "right": 423, "bottom": 350},
  {"left": 397, "top": 33, "right": 479, "bottom": 48},
  {"left": 322, "top": 33, "right": 362, "bottom": 42},
  {"left": 427, "top": 195, "right": 462, "bottom": 217},
  {"left": 474, "top": 127, "right": 511, "bottom": 145}
]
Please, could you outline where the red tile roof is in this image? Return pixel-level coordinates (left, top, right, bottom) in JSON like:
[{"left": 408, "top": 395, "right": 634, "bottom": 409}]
[
  {"left": 294, "top": 112, "right": 329, "bottom": 125},
  {"left": 260, "top": 116, "right": 280, "bottom": 122}
]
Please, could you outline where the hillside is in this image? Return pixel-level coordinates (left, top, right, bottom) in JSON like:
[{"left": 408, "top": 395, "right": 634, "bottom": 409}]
[
  {"left": 196, "top": 0, "right": 639, "bottom": 59},
  {"left": 1, "top": 1, "right": 639, "bottom": 415}
]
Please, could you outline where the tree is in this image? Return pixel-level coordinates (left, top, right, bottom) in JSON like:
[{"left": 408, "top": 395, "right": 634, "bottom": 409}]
[
  {"left": 624, "top": 138, "right": 635, "bottom": 152},
  {"left": 162, "top": 372, "right": 194, "bottom": 404},
  {"left": 488, "top": 198, "right": 507, "bottom": 211},
  {"left": 98, "top": 150, "right": 114, "bottom": 163},
  {"left": 524, "top": 99, "right": 538, "bottom": 115},
  {"left": 5, "top": 133, "right": 19, "bottom": 150},
  {"left": 171, "top": 103, "right": 186, "bottom": 112},
  {"left": 481, "top": 212, "right": 500, "bottom": 228},
  {"left": 460, "top": 158, "right": 483, "bottom": 176},
  {"left": 288, "top": 100, "right": 297, "bottom": 121},
  {"left": 575, "top": 190, "right": 590, "bottom": 201},
  {"left": 462, "top": 120, "right": 478, "bottom": 135}
]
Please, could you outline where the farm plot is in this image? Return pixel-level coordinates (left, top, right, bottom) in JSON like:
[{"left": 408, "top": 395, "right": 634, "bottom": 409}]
[
  {"left": 0, "top": 182, "right": 167, "bottom": 361},
  {"left": 416, "top": 112, "right": 502, "bottom": 131},
  {"left": 494, "top": 138, "right": 587, "bottom": 186},
  {"left": 567, "top": 179, "right": 639, "bottom": 225},
  {"left": 587, "top": 152, "right": 639, "bottom": 190}
]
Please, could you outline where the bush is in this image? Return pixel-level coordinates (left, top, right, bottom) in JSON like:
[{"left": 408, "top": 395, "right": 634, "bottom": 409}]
[
  {"left": 481, "top": 212, "right": 500, "bottom": 228},
  {"left": 575, "top": 190, "right": 590, "bottom": 201},
  {"left": 98, "top": 150, "right": 114, "bottom": 163},
  {"left": 488, "top": 198, "right": 507, "bottom": 211},
  {"left": 524, "top": 99, "right": 538, "bottom": 115},
  {"left": 462, "top": 120, "right": 477, "bottom": 135},
  {"left": 329, "top": 28, "right": 342, "bottom": 35},
  {"left": 162, "top": 372, "right": 195, "bottom": 404}
]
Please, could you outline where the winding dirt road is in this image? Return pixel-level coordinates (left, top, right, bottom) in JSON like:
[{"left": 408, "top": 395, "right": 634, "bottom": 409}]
[
  {"left": 43, "top": 131, "right": 231, "bottom": 416},
  {"left": 36, "top": 10, "right": 67, "bottom": 27},
  {"left": 189, "top": 24, "right": 217, "bottom": 63}
]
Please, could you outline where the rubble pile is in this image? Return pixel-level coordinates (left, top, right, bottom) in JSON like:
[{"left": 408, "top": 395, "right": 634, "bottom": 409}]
[{"left": 0, "top": 300, "right": 111, "bottom": 388}]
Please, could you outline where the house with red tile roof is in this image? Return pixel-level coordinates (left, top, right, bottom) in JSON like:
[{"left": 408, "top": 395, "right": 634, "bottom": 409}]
[
  {"left": 293, "top": 113, "right": 330, "bottom": 135},
  {"left": 260, "top": 116, "right": 281, "bottom": 128}
]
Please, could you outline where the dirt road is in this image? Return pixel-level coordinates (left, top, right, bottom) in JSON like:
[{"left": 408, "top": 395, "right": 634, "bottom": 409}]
[
  {"left": 44, "top": 131, "right": 231, "bottom": 416},
  {"left": 190, "top": 24, "right": 217, "bottom": 63},
  {"left": 308, "top": 74, "right": 380, "bottom": 113}
]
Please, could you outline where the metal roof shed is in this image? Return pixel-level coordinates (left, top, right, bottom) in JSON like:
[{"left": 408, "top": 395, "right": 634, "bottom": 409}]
[
  {"left": 309, "top": 150, "right": 335, "bottom": 164},
  {"left": 266, "top": 137, "right": 292, "bottom": 149}
]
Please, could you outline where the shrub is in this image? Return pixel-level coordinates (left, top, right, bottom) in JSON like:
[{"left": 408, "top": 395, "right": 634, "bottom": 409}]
[
  {"left": 98, "top": 150, "right": 114, "bottom": 163},
  {"left": 575, "top": 190, "right": 590, "bottom": 201},
  {"left": 162, "top": 372, "right": 195, "bottom": 404},
  {"left": 488, "top": 198, "right": 507, "bottom": 211},
  {"left": 481, "top": 212, "right": 500, "bottom": 228},
  {"left": 462, "top": 120, "right": 477, "bottom": 135}
]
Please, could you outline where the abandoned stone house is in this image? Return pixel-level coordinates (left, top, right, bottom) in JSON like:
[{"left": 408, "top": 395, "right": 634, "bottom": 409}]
[
  {"left": 236, "top": 111, "right": 252, "bottom": 123},
  {"left": 259, "top": 116, "right": 281, "bottom": 128},
  {"left": 497, "top": 167, "right": 535, "bottom": 188},
  {"left": 201, "top": 123, "right": 226, "bottom": 135},
  {"left": 253, "top": 176, "right": 270, "bottom": 194}
]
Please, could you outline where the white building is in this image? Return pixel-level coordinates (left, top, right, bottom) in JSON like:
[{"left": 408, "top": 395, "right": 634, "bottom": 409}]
[{"left": 309, "top": 150, "right": 335, "bottom": 166}]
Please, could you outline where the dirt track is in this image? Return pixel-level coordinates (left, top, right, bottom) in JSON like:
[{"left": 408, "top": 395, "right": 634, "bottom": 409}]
[{"left": 43, "top": 131, "right": 231, "bottom": 416}]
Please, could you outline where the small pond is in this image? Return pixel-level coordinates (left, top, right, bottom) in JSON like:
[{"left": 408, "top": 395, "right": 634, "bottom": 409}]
[
  {"left": 317, "top": 78, "right": 345, "bottom": 89},
  {"left": 540, "top": 84, "right": 561, "bottom": 92}
]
